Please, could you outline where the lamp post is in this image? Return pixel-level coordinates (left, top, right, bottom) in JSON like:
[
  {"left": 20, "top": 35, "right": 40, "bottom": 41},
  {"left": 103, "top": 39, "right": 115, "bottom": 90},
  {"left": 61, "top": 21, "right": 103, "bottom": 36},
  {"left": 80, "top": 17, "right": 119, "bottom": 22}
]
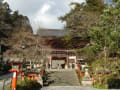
[
  {"left": 9, "top": 60, "right": 22, "bottom": 90},
  {"left": 91, "top": 72, "right": 94, "bottom": 85},
  {"left": 105, "top": 71, "right": 110, "bottom": 77},
  {"left": 77, "top": 64, "right": 81, "bottom": 75},
  {"left": 97, "top": 72, "right": 102, "bottom": 86},
  {"left": 80, "top": 71, "right": 84, "bottom": 77},
  {"left": 20, "top": 70, "right": 25, "bottom": 81}
]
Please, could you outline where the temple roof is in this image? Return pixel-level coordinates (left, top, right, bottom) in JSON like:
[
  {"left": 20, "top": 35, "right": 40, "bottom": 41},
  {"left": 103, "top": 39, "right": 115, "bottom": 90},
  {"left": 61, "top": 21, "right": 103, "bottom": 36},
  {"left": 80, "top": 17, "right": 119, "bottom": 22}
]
[{"left": 37, "top": 29, "right": 69, "bottom": 38}]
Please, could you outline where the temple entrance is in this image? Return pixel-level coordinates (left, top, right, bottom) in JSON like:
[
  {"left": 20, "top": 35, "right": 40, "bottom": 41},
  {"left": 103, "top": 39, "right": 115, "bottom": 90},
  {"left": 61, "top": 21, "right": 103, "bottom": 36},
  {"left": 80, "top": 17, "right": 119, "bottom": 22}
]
[
  {"left": 51, "top": 56, "right": 67, "bottom": 69},
  {"left": 49, "top": 50, "right": 77, "bottom": 70},
  {"left": 52, "top": 60, "right": 65, "bottom": 69}
]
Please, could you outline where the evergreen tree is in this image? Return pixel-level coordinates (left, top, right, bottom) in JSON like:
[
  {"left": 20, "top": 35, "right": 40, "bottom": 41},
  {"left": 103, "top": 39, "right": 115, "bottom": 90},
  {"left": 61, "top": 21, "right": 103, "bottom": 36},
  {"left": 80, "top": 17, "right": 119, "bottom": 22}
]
[
  {"left": 0, "top": 0, "right": 32, "bottom": 38},
  {"left": 85, "top": 0, "right": 104, "bottom": 12},
  {"left": 88, "top": 0, "right": 120, "bottom": 59},
  {"left": 59, "top": 0, "right": 105, "bottom": 36}
]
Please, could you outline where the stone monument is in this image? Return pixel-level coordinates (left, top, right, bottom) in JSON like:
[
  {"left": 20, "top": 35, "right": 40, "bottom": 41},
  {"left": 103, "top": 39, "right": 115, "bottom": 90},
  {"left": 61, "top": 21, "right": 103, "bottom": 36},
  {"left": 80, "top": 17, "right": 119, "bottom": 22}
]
[
  {"left": 84, "top": 69, "right": 90, "bottom": 79},
  {"left": 81, "top": 67, "right": 92, "bottom": 86}
]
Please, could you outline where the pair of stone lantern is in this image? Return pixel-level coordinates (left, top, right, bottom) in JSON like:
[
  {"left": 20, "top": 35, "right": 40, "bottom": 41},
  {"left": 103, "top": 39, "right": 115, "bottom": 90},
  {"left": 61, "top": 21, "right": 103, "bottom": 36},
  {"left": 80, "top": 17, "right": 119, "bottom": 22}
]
[{"left": 91, "top": 71, "right": 110, "bottom": 86}]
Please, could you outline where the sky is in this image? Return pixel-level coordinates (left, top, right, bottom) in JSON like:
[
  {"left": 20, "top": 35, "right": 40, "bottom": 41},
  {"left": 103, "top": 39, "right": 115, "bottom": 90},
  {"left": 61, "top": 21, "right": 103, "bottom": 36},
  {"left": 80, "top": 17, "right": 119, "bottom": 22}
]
[{"left": 4, "top": 0, "right": 85, "bottom": 33}]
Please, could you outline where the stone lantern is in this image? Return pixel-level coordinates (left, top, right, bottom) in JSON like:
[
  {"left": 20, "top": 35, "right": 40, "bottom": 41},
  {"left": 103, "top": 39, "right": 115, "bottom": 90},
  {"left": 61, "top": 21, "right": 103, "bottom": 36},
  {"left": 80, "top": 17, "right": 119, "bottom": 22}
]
[
  {"left": 9, "top": 58, "right": 23, "bottom": 90},
  {"left": 105, "top": 71, "right": 110, "bottom": 77},
  {"left": 97, "top": 72, "right": 102, "bottom": 86},
  {"left": 91, "top": 72, "right": 94, "bottom": 85}
]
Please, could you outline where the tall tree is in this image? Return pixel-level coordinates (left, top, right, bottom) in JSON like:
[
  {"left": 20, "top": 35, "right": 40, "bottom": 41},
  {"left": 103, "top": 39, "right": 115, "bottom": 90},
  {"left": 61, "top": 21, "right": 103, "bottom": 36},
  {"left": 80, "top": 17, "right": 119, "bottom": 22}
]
[
  {"left": 59, "top": 0, "right": 105, "bottom": 36},
  {"left": 0, "top": 0, "right": 32, "bottom": 39},
  {"left": 85, "top": 0, "right": 104, "bottom": 12},
  {"left": 88, "top": 0, "right": 120, "bottom": 60},
  {"left": 5, "top": 30, "right": 50, "bottom": 68}
]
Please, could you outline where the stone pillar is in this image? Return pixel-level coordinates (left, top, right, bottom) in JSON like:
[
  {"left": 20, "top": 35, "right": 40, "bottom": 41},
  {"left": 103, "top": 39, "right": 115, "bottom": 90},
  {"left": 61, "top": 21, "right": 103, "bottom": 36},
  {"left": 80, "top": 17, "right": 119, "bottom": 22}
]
[
  {"left": 30, "top": 61, "right": 32, "bottom": 69},
  {"left": 74, "top": 56, "right": 77, "bottom": 69},
  {"left": 49, "top": 56, "right": 52, "bottom": 69},
  {"left": 34, "top": 64, "right": 37, "bottom": 69},
  {"left": 65, "top": 56, "right": 68, "bottom": 69},
  {"left": 46, "top": 63, "right": 48, "bottom": 70},
  {"left": 65, "top": 64, "right": 68, "bottom": 69},
  {"left": 37, "top": 64, "right": 39, "bottom": 68},
  {"left": 81, "top": 65, "right": 86, "bottom": 71},
  {"left": 70, "top": 63, "right": 72, "bottom": 69}
]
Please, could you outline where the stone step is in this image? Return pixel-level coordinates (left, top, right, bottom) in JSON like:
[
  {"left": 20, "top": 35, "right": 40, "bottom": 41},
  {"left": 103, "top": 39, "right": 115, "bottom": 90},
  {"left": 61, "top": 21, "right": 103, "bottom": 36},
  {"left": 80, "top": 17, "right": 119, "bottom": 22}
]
[
  {"left": 41, "top": 86, "right": 100, "bottom": 90},
  {"left": 45, "top": 70, "right": 80, "bottom": 86}
]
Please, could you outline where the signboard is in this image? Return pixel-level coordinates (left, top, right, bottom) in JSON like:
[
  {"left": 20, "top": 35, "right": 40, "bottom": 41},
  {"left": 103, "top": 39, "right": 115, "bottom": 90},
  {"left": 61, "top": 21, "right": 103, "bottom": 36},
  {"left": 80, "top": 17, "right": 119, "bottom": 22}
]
[{"left": 69, "top": 56, "right": 76, "bottom": 59}]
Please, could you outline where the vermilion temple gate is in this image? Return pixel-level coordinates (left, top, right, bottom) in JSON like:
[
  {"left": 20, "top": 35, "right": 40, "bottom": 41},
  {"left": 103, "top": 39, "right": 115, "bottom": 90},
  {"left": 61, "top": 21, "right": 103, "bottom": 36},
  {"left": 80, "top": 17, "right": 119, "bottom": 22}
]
[{"left": 48, "top": 49, "right": 77, "bottom": 69}]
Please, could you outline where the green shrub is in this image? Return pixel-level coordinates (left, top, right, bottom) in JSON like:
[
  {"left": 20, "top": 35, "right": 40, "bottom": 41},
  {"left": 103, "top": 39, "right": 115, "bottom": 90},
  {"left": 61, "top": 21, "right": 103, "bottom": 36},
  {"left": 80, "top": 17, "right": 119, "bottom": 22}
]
[
  {"left": 91, "top": 57, "right": 120, "bottom": 89},
  {"left": 7, "top": 78, "right": 41, "bottom": 90}
]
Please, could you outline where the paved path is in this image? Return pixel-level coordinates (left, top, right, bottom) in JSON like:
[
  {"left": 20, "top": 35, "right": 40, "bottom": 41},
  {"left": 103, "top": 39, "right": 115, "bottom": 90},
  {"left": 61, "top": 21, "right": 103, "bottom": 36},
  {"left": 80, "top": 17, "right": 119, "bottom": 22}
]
[
  {"left": 42, "top": 70, "right": 119, "bottom": 90},
  {"left": 0, "top": 73, "right": 12, "bottom": 90},
  {"left": 41, "top": 86, "right": 119, "bottom": 90},
  {"left": 46, "top": 70, "right": 80, "bottom": 86},
  {"left": 0, "top": 73, "right": 12, "bottom": 80}
]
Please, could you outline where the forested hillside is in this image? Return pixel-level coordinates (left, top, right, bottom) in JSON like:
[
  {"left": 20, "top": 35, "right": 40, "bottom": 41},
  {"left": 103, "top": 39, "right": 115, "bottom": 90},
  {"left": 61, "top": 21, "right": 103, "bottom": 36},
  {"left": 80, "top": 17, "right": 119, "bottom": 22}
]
[
  {"left": 0, "top": 0, "right": 32, "bottom": 40},
  {"left": 0, "top": 0, "right": 34, "bottom": 74}
]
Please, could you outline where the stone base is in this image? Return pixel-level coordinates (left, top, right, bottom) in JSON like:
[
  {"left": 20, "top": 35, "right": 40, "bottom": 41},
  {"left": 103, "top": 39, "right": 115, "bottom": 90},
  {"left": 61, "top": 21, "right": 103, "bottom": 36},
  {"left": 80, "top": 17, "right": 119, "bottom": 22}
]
[
  {"left": 81, "top": 79, "right": 92, "bottom": 86},
  {"left": 65, "top": 65, "right": 68, "bottom": 69}
]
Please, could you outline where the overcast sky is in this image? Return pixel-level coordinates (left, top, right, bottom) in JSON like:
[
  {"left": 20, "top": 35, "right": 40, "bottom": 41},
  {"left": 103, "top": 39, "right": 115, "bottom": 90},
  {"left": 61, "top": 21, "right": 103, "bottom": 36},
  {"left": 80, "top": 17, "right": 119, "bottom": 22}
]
[{"left": 4, "top": 0, "right": 85, "bottom": 33}]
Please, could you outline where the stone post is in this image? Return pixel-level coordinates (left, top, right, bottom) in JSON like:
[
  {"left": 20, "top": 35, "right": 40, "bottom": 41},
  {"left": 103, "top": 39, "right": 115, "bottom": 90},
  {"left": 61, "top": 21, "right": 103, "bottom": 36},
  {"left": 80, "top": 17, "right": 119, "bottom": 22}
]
[
  {"left": 49, "top": 56, "right": 52, "bottom": 69},
  {"left": 65, "top": 56, "right": 68, "bottom": 69},
  {"left": 74, "top": 56, "right": 77, "bottom": 69}
]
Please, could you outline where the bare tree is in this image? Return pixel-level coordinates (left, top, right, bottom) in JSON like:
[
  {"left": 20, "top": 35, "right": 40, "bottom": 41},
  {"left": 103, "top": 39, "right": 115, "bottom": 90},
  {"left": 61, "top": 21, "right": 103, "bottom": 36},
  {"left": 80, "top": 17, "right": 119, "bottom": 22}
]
[{"left": 4, "top": 29, "right": 50, "bottom": 71}]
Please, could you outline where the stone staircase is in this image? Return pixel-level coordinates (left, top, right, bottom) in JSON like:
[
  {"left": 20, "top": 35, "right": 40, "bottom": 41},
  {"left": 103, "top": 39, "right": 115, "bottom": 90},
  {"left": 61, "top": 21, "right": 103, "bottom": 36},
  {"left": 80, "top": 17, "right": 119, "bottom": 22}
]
[
  {"left": 41, "top": 86, "right": 117, "bottom": 90},
  {"left": 41, "top": 86, "right": 106, "bottom": 90},
  {"left": 44, "top": 70, "right": 80, "bottom": 86}
]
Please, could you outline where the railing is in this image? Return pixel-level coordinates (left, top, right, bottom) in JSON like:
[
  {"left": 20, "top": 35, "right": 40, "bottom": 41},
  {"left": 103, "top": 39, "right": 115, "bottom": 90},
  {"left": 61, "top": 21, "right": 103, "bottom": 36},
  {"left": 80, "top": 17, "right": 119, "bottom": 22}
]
[
  {"left": 0, "top": 77, "right": 12, "bottom": 90},
  {"left": 77, "top": 64, "right": 84, "bottom": 77}
]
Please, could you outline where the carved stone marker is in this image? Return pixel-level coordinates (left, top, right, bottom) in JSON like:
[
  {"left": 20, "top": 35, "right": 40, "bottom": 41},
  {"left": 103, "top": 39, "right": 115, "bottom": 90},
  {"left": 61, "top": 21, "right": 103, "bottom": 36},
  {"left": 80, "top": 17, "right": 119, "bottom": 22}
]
[{"left": 82, "top": 68, "right": 92, "bottom": 86}]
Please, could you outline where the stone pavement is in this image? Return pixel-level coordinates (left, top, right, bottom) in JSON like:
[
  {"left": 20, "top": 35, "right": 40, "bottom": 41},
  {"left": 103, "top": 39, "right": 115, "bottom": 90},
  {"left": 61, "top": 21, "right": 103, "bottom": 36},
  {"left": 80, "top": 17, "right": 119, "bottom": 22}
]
[
  {"left": 45, "top": 70, "right": 80, "bottom": 86},
  {"left": 41, "top": 86, "right": 119, "bottom": 90},
  {"left": 0, "top": 73, "right": 12, "bottom": 90},
  {"left": 42, "top": 70, "right": 120, "bottom": 90}
]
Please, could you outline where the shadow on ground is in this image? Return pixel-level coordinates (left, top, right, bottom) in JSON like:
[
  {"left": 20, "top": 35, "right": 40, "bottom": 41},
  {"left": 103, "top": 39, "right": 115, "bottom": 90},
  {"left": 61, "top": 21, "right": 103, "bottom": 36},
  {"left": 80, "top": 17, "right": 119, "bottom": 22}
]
[
  {"left": 43, "top": 72, "right": 55, "bottom": 86},
  {"left": 108, "top": 79, "right": 120, "bottom": 89}
]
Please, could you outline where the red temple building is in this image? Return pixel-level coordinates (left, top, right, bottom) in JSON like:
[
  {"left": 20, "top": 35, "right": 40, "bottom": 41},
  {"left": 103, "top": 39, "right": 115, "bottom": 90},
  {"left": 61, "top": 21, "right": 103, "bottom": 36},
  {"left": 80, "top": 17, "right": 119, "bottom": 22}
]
[{"left": 37, "top": 29, "right": 89, "bottom": 69}]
